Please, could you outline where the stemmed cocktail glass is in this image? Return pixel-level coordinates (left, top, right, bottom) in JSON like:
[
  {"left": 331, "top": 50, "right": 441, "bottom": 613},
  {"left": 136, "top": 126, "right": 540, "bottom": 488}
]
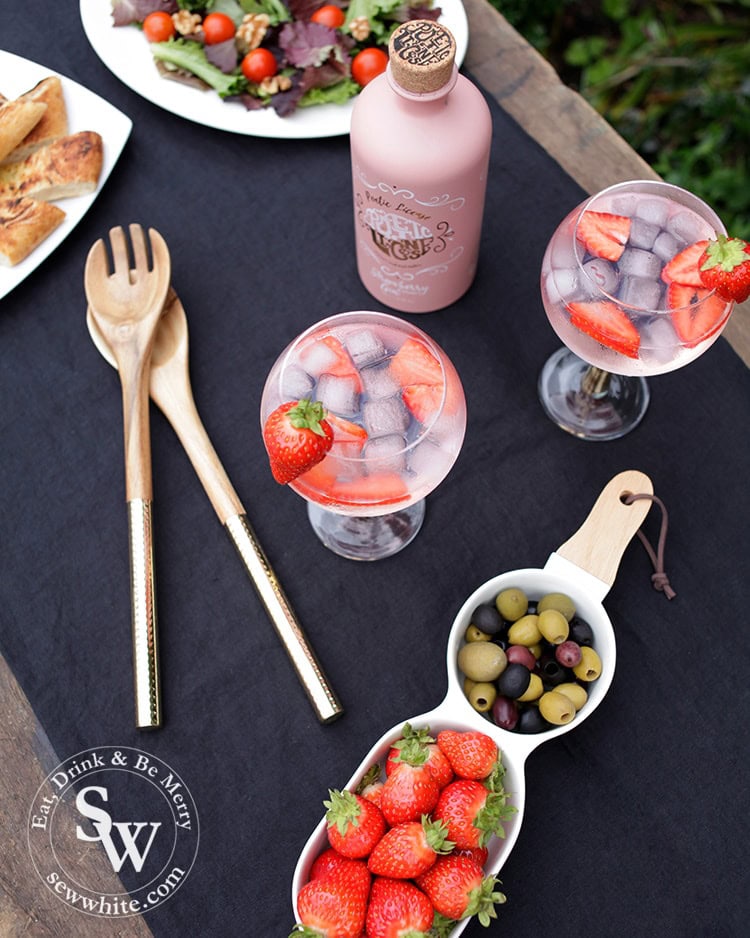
[
  {"left": 538, "top": 180, "right": 734, "bottom": 440},
  {"left": 261, "top": 311, "right": 466, "bottom": 561}
]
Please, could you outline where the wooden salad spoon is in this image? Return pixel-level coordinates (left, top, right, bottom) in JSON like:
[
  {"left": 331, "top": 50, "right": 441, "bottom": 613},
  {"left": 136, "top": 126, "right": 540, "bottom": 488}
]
[
  {"left": 84, "top": 225, "right": 171, "bottom": 730},
  {"left": 86, "top": 289, "right": 343, "bottom": 724}
]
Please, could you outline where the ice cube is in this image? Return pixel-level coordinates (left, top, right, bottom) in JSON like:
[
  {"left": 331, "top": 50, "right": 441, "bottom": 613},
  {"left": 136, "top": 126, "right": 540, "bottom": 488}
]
[
  {"left": 363, "top": 397, "right": 410, "bottom": 437},
  {"left": 635, "top": 198, "right": 669, "bottom": 227},
  {"left": 667, "top": 210, "right": 707, "bottom": 244},
  {"left": 610, "top": 194, "right": 638, "bottom": 217},
  {"left": 550, "top": 237, "right": 578, "bottom": 268},
  {"left": 618, "top": 247, "right": 663, "bottom": 280},
  {"left": 361, "top": 363, "right": 400, "bottom": 401},
  {"left": 544, "top": 268, "right": 580, "bottom": 305},
  {"left": 618, "top": 276, "right": 663, "bottom": 310},
  {"left": 638, "top": 315, "right": 680, "bottom": 366},
  {"left": 408, "top": 438, "right": 452, "bottom": 480},
  {"left": 299, "top": 341, "right": 340, "bottom": 378},
  {"left": 281, "top": 364, "right": 314, "bottom": 401},
  {"left": 629, "top": 218, "right": 659, "bottom": 250},
  {"left": 582, "top": 258, "right": 619, "bottom": 295},
  {"left": 316, "top": 373, "right": 360, "bottom": 417},
  {"left": 343, "top": 329, "right": 386, "bottom": 368},
  {"left": 652, "top": 230, "right": 684, "bottom": 262},
  {"left": 363, "top": 434, "right": 407, "bottom": 472}
]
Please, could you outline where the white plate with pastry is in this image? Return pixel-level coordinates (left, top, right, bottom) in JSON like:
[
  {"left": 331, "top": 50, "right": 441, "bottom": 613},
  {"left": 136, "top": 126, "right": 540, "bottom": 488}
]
[{"left": 0, "top": 51, "right": 132, "bottom": 300}]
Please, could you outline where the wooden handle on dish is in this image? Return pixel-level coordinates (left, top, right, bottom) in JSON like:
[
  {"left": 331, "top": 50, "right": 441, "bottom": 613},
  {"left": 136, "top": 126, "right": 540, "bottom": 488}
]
[{"left": 555, "top": 470, "right": 653, "bottom": 589}]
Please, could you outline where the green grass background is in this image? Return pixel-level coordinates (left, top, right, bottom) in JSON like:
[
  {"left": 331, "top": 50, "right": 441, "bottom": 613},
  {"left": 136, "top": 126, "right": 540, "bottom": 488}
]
[{"left": 489, "top": 0, "right": 750, "bottom": 238}]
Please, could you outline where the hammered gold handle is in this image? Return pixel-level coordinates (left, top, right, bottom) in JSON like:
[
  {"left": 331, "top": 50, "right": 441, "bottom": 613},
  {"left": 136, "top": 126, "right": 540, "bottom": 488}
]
[
  {"left": 225, "top": 514, "right": 343, "bottom": 724},
  {"left": 128, "top": 498, "right": 161, "bottom": 729}
]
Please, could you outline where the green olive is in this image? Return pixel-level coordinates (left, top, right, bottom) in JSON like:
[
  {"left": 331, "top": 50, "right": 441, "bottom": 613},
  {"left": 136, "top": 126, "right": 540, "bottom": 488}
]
[
  {"left": 516, "top": 672, "right": 544, "bottom": 702},
  {"left": 537, "top": 592, "right": 576, "bottom": 621},
  {"left": 539, "top": 690, "right": 576, "bottom": 725},
  {"left": 468, "top": 681, "right": 497, "bottom": 713},
  {"left": 528, "top": 642, "right": 543, "bottom": 659},
  {"left": 573, "top": 646, "right": 602, "bottom": 681},
  {"left": 537, "top": 608, "right": 569, "bottom": 645},
  {"left": 465, "top": 624, "right": 491, "bottom": 643},
  {"left": 458, "top": 641, "right": 508, "bottom": 682},
  {"left": 495, "top": 587, "right": 528, "bottom": 622},
  {"left": 507, "top": 614, "right": 542, "bottom": 647},
  {"left": 463, "top": 676, "right": 476, "bottom": 696},
  {"left": 555, "top": 682, "right": 588, "bottom": 711}
]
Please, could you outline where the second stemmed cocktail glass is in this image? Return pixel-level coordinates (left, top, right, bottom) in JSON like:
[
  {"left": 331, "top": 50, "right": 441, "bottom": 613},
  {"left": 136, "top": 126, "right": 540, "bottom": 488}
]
[
  {"left": 261, "top": 311, "right": 467, "bottom": 561},
  {"left": 538, "top": 180, "right": 734, "bottom": 440}
]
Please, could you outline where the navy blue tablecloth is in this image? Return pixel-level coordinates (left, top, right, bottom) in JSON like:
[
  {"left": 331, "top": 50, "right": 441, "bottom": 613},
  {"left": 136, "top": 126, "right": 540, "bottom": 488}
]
[{"left": 2, "top": 4, "right": 749, "bottom": 936}]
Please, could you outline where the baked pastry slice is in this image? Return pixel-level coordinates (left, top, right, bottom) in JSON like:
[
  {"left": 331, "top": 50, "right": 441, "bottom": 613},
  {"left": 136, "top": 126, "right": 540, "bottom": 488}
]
[
  {"left": 0, "top": 131, "right": 103, "bottom": 201},
  {"left": 0, "top": 195, "right": 66, "bottom": 266},
  {"left": 0, "top": 98, "right": 48, "bottom": 162},
  {"left": 1, "top": 76, "right": 68, "bottom": 164}
]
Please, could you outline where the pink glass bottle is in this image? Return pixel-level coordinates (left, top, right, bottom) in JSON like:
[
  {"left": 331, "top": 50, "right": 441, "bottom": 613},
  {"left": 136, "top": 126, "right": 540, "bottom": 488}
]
[{"left": 350, "top": 19, "right": 492, "bottom": 313}]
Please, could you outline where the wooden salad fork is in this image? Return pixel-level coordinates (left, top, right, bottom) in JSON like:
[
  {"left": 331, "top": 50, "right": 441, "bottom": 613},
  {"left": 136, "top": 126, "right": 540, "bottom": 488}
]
[
  {"left": 86, "top": 290, "right": 343, "bottom": 724},
  {"left": 84, "top": 225, "right": 171, "bottom": 729}
]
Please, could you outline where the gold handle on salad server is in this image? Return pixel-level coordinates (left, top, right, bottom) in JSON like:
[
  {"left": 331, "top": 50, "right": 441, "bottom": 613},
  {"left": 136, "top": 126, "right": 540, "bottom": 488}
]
[
  {"left": 225, "top": 513, "right": 343, "bottom": 724},
  {"left": 128, "top": 498, "right": 161, "bottom": 729}
]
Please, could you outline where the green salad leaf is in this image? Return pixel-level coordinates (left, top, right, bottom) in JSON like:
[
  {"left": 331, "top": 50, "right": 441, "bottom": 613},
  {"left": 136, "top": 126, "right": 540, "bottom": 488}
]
[
  {"left": 150, "top": 38, "right": 248, "bottom": 97},
  {"left": 299, "top": 78, "right": 360, "bottom": 108},
  {"left": 239, "top": 0, "right": 291, "bottom": 25},
  {"left": 345, "top": 0, "right": 407, "bottom": 41}
]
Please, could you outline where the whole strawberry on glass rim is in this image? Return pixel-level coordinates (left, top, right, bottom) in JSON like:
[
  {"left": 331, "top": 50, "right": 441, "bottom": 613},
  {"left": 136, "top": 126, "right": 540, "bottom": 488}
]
[
  {"left": 699, "top": 234, "right": 750, "bottom": 303},
  {"left": 262, "top": 399, "right": 333, "bottom": 485}
]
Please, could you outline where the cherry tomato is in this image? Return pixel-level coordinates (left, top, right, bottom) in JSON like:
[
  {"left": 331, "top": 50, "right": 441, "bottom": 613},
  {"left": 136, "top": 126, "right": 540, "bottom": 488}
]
[
  {"left": 241, "top": 48, "right": 278, "bottom": 84},
  {"left": 310, "top": 4, "right": 346, "bottom": 28},
  {"left": 142, "top": 11, "right": 175, "bottom": 44},
  {"left": 351, "top": 47, "right": 388, "bottom": 87},
  {"left": 202, "top": 12, "right": 236, "bottom": 45}
]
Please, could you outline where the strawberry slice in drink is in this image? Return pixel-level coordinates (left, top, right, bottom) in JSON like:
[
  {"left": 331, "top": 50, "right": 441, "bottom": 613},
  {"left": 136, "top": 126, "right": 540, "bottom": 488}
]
[
  {"left": 666, "top": 282, "right": 729, "bottom": 348},
  {"left": 661, "top": 240, "right": 708, "bottom": 288},
  {"left": 576, "top": 211, "right": 631, "bottom": 262},
  {"left": 299, "top": 334, "right": 363, "bottom": 391},
  {"left": 566, "top": 300, "right": 640, "bottom": 358},
  {"left": 326, "top": 413, "right": 368, "bottom": 457},
  {"left": 402, "top": 384, "right": 443, "bottom": 425},
  {"left": 390, "top": 337, "right": 444, "bottom": 386},
  {"left": 331, "top": 473, "right": 410, "bottom": 507}
]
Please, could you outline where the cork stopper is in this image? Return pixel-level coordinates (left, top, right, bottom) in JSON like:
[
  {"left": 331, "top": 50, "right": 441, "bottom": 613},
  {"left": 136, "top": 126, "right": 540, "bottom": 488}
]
[{"left": 388, "top": 19, "right": 457, "bottom": 94}]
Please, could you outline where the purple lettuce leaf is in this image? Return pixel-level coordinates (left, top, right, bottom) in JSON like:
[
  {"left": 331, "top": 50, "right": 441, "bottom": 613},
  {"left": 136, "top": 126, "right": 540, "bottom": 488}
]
[
  {"left": 279, "top": 20, "right": 350, "bottom": 69},
  {"left": 204, "top": 37, "right": 239, "bottom": 73},
  {"left": 111, "top": 0, "right": 178, "bottom": 27}
]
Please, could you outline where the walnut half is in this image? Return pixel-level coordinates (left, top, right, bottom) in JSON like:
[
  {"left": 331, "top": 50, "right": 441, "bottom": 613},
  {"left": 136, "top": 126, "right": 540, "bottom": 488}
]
[{"left": 237, "top": 13, "right": 271, "bottom": 53}]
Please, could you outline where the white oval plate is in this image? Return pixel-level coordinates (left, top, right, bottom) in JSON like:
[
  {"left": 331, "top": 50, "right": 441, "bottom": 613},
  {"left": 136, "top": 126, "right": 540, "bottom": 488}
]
[
  {"left": 0, "top": 51, "right": 132, "bottom": 302},
  {"left": 79, "top": 0, "right": 469, "bottom": 139}
]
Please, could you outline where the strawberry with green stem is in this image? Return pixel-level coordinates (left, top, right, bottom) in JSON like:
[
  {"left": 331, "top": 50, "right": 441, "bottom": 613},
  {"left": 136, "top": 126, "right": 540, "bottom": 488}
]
[
  {"left": 367, "top": 816, "right": 454, "bottom": 879},
  {"left": 380, "top": 745, "right": 441, "bottom": 827},
  {"left": 324, "top": 788, "right": 386, "bottom": 859},
  {"left": 699, "top": 234, "right": 750, "bottom": 303},
  {"left": 263, "top": 399, "right": 334, "bottom": 484},
  {"left": 433, "top": 764, "right": 515, "bottom": 850},
  {"left": 386, "top": 723, "right": 454, "bottom": 790},
  {"left": 416, "top": 854, "right": 507, "bottom": 925}
]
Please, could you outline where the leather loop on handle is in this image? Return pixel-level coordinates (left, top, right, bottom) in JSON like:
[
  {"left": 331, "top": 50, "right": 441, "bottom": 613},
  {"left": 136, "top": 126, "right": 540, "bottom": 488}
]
[
  {"left": 225, "top": 514, "right": 343, "bottom": 724},
  {"left": 128, "top": 498, "right": 161, "bottom": 729},
  {"left": 555, "top": 470, "right": 654, "bottom": 589}
]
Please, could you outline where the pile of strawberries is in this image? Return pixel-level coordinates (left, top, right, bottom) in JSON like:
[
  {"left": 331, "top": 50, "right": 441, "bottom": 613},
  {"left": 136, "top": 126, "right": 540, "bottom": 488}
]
[{"left": 289, "top": 725, "right": 516, "bottom": 938}]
